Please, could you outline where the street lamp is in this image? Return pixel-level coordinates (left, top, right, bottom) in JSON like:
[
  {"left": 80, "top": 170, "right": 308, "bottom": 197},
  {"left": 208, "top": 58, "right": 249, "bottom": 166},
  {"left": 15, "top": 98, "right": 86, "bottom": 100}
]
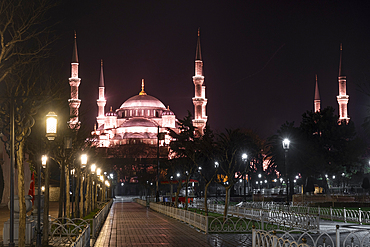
[
  {"left": 241, "top": 153, "right": 248, "bottom": 201},
  {"left": 41, "top": 112, "right": 57, "bottom": 247},
  {"left": 282, "top": 138, "right": 290, "bottom": 205},
  {"left": 81, "top": 154, "right": 87, "bottom": 168},
  {"left": 41, "top": 155, "right": 47, "bottom": 169},
  {"left": 90, "top": 164, "right": 96, "bottom": 212},
  {"left": 80, "top": 154, "right": 87, "bottom": 217}
]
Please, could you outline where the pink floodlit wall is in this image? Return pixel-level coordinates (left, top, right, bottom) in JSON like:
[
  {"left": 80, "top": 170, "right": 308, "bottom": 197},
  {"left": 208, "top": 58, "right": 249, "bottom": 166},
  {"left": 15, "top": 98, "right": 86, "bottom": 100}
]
[
  {"left": 71, "top": 63, "right": 79, "bottom": 78},
  {"left": 339, "top": 77, "right": 347, "bottom": 96},
  {"left": 195, "top": 60, "right": 202, "bottom": 76}
]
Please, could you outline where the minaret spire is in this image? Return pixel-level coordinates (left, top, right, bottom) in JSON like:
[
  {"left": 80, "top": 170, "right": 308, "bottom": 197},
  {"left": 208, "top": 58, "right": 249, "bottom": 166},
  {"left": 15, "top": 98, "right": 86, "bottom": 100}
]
[
  {"left": 139, "top": 79, "right": 147, "bottom": 95},
  {"left": 314, "top": 74, "right": 321, "bottom": 112},
  {"left": 97, "top": 59, "right": 107, "bottom": 127},
  {"left": 336, "top": 43, "right": 350, "bottom": 124},
  {"left": 192, "top": 28, "right": 208, "bottom": 135},
  {"left": 72, "top": 31, "right": 78, "bottom": 63},
  {"left": 68, "top": 31, "right": 81, "bottom": 129}
]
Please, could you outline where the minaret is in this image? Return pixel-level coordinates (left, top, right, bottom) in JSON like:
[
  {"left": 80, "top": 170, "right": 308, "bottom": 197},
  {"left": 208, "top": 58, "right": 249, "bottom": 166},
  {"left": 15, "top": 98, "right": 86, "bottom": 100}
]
[
  {"left": 97, "top": 59, "right": 107, "bottom": 128},
  {"left": 314, "top": 74, "right": 321, "bottom": 112},
  {"left": 192, "top": 28, "right": 208, "bottom": 135},
  {"left": 68, "top": 32, "right": 81, "bottom": 129},
  {"left": 336, "top": 43, "right": 350, "bottom": 124}
]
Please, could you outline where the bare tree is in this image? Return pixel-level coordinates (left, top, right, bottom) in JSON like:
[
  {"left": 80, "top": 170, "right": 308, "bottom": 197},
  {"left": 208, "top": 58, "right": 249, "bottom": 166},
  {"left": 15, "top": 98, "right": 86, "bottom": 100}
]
[{"left": 0, "top": 1, "right": 58, "bottom": 246}]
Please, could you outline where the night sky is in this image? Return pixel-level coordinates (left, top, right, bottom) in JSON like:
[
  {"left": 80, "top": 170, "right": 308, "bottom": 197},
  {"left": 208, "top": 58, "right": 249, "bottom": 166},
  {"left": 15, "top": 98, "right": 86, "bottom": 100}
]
[{"left": 53, "top": 1, "right": 370, "bottom": 138}]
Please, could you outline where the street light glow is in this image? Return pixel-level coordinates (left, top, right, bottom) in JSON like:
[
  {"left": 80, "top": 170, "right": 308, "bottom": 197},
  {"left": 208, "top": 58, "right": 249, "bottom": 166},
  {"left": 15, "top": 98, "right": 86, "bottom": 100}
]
[
  {"left": 42, "top": 155, "right": 47, "bottom": 169},
  {"left": 91, "top": 164, "right": 96, "bottom": 174},
  {"left": 81, "top": 154, "right": 87, "bottom": 168},
  {"left": 242, "top": 153, "right": 248, "bottom": 161},
  {"left": 282, "top": 138, "right": 290, "bottom": 150},
  {"left": 45, "top": 111, "right": 58, "bottom": 140}
]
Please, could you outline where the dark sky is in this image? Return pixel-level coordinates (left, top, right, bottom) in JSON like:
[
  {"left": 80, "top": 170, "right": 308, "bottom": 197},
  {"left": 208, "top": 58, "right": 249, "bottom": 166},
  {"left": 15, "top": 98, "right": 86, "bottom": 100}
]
[{"left": 53, "top": 1, "right": 370, "bottom": 138}]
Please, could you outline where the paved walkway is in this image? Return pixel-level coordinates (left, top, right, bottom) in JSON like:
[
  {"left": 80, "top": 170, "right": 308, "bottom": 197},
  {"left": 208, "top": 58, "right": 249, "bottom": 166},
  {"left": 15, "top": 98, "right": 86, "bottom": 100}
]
[{"left": 94, "top": 200, "right": 254, "bottom": 247}]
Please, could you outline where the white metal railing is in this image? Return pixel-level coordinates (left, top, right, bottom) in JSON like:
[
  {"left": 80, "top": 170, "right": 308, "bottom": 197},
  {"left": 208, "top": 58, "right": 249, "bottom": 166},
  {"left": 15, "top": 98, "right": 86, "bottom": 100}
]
[
  {"left": 205, "top": 204, "right": 320, "bottom": 231},
  {"left": 252, "top": 226, "right": 370, "bottom": 247},
  {"left": 134, "top": 198, "right": 148, "bottom": 207},
  {"left": 230, "top": 201, "right": 370, "bottom": 224},
  {"left": 192, "top": 201, "right": 370, "bottom": 225},
  {"left": 91, "top": 199, "right": 113, "bottom": 238},
  {"left": 149, "top": 202, "right": 208, "bottom": 233},
  {"left": 70, "top": 225, "right": 90, "bottom": 247}
]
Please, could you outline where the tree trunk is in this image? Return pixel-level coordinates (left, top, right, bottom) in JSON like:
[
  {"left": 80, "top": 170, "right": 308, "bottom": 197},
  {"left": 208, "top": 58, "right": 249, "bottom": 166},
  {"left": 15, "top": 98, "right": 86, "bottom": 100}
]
[
  {"left": 75, "top": 165, "right": 80, "bottom": 218},
  {"left": 65, "top": 163, "right": 70, "bottom": 218},
  {"left": 175, "top": 181, "right": 182, "bottom": 208},
  {"left": 58, "top": 160, "right": 65, "bottom": 218},
  {"left": 0, "top": 159, "right": 4, "bottom": 204},
  {"left": 16, "top": 142, "right": 26, "bottom": 247},
  {"left": 85, "top": 174, "right": 90, "bottom": 215},
  {"left": 89, "top": 176, "right": 93, "bottom": 213},
  {"left": 42, "top": 153, "right": 50, "bottom": 246},
  {"left": 79, "top": 170, "right": 83, "bottom": 218},
  {"left": 185, "top": 177, "right": 189, "bottom": 210},
  {"left": 94, "top": 179, "right": 97, "bottom": 209},
  {"left": 204, "top": 182, "right": 211, "bottom": 216},
  {"left": 223, "top": 186, "right": 230, "bottom": 221}
]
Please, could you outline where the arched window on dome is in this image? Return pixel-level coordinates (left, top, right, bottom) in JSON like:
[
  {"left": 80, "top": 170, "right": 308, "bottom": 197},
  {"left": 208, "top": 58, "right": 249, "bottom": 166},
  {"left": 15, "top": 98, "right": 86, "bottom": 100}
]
[
  {"left": 153, "top": 110, "right": 156, "bottom": 117},
  {"left": 125, "top": 110, "right": 127, "bottom": 117},
  {"left": 135, "top": 109, "right": 138, "bottom": 116},
  {"left": 130, "top": 110, "right": 132, "bottom": 116},
  {"left": 141, "top": 109, "right": 144, "bottom": 116},
  {"left": 147, "top": 110, "right": 150, "bottom": 117}
]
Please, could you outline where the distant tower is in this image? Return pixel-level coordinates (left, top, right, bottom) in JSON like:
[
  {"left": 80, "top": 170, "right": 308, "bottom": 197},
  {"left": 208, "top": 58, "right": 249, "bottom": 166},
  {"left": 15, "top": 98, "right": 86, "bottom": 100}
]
[
  {"left": 97, "top": 59, "right": 107, "bottom": 128},
  {"left": 68, "top": 32, "right": 81, "bottom": 129},
  {"left": 314, "top": 74, "right": 321, "bottom": 112},
  {"left": 336, "top": 44, "right": 350, "bottom": 124},
  {"left": 192, "top": 28, "right": 208, "bottom": 134}
]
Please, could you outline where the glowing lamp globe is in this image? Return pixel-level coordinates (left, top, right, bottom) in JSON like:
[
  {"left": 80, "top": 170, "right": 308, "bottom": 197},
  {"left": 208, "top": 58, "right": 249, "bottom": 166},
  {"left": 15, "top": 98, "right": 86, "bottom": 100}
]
[
  {"left": 81, "top": 154, "right": 87, "bottom": 168},
  {"left": 97, "top": 168, "right": 101, "bottom": 176},
  {"left": 282, "top": 139, "right": 290, "bottom": 150},
  {"left": 91, "top": 164, "right": 96, "bottom": 174},
  {"left": 45, "top": 112, "right": 57, "bottom": 141},
  {"left": 42, "top": 155, "right": 47, "bottom": 169}
]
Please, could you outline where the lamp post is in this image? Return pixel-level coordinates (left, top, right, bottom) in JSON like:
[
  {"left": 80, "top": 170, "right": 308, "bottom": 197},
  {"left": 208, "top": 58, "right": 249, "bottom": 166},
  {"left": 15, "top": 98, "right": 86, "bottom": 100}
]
[
  {"left": 242, "top": 153, "right": 248, "bottom": 201},
  {"left": 80, "top": 154, "right": 87, "bottom": 217},
  {"left": 36, "top": 155, "right": 46, "bottom": 247},
  {"left": 42, "top": 111, "right": 57, "bottom": 246},
  {"left": 91, "top": 164, "right": 96, "bottom": 211},
  {"left": 214, "top": 162, "right": 219, "bottom": 198},
  {"left": 282, "top": 138, "right": 290, "bottom": 205},
  {"left": 100, "top": 175, "right": 105, "bottom": 202},
  {"left": 63, "top": 136, "right": 72, "bottom": 218},
  {"left": 97, "top": 168, "right": 101, "bottom": 204}
]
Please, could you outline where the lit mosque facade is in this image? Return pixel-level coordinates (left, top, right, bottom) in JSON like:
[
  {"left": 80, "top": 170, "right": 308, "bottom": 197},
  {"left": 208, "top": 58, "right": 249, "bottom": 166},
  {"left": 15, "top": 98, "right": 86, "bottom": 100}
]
[{"left": 68, "top": 31, "right": 207, "bottom": 149}]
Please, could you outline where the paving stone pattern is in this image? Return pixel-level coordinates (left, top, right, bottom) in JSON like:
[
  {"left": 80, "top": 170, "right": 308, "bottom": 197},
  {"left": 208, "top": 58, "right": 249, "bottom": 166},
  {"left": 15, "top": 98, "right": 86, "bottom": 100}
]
[{"left": 94, "top": 202, "right": 251, "bottom": 247}]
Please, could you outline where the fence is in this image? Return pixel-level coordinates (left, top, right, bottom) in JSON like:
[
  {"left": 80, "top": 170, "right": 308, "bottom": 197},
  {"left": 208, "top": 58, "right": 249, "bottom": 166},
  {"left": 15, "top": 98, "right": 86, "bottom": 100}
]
[
  {"left": 252, "top": 226, "right": 370, "bottom": 247},
  {"left": 206, "top": 203, "right": 319, "bottom": 231},
  {"left": 135, "top": 199, "right": 318, "bottom": 233},
  {"left": 149, "top": 202, "right": 208, "bottom": 233},
  {"left": 91, "top": 199, "right": 113, "bottom": 238},
  {"left": 49, "top": 218, "right": 91, "bottom": 247},
  {"left": 233, "top": 201, "right": 370, "bottom": 224}
]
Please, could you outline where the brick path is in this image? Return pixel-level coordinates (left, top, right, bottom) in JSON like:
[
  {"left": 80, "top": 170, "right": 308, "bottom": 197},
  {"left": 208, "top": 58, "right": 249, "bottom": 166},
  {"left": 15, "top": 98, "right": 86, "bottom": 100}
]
[{"left": 94, "top": 202, "right": 212, "bottom": 246}]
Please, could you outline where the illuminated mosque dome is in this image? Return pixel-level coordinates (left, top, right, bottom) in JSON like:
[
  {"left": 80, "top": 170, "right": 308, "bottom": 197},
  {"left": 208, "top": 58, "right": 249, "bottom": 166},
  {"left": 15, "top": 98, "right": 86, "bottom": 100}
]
[
  {"left": 120, "top": 94, "right": 166, "bottom": 109},
  {"left": 93, "top": 78, "right": 178, "bottom": 147}
]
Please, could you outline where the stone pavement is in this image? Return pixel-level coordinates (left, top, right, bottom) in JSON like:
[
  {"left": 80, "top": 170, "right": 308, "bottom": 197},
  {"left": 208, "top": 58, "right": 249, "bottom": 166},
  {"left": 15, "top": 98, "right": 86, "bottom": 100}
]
[{"left": 94, "top": 200, "right": 254, "bottom": 247}]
